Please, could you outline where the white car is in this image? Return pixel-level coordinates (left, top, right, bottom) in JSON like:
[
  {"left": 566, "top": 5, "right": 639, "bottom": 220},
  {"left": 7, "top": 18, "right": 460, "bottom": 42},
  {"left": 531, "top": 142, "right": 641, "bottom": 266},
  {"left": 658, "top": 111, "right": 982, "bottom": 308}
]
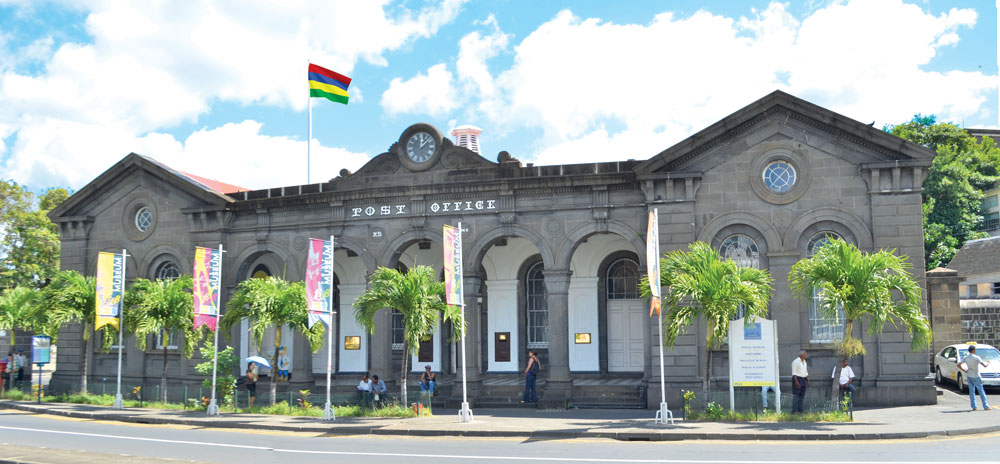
[{"left": 934, "top": 343, "right": 1000, "bottom": 391}]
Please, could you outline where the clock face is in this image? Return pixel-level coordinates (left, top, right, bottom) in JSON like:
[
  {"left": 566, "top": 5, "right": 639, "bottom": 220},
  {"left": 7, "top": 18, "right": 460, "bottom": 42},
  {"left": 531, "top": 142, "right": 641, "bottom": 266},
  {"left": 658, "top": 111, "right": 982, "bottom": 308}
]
[{"left": 406, "top": 131, "right": 436, "bottom": 163}]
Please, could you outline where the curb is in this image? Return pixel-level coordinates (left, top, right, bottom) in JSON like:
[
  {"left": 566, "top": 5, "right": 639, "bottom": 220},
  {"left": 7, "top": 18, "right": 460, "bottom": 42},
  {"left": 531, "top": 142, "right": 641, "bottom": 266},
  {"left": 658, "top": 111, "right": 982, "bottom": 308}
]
[{"left": 3, "top": 401, "right": 999, "bottom": 442}]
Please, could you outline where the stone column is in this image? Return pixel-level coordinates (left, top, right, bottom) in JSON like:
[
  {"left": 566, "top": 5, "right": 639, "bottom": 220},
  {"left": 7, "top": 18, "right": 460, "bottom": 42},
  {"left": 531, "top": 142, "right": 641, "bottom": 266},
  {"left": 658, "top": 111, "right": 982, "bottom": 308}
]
[
  {"left": 542, "top": 269, "right": 572, "bottom": 408},
  {"left": 925, "top": 267, "right": 964, "bottom": 354},
  {"left": 460, "top": 274, "right": 483, "bottom": 403},
  {"left": 369, "top": 308, "right": 392, "bottom": 381}
]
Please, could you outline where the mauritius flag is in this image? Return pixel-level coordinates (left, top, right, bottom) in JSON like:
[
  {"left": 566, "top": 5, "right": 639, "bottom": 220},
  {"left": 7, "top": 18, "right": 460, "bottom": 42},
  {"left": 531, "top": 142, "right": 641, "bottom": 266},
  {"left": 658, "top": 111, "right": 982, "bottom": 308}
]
[{"left": 308, "top": 63, "right": 351, "bottom": 105}]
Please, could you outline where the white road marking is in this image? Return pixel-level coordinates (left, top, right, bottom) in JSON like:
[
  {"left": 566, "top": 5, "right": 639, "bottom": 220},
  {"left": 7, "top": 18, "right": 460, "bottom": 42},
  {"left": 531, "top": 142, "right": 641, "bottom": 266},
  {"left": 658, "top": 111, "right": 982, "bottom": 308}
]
[{"left": 0, "top": 425, "right": 994, "bottom": 464}]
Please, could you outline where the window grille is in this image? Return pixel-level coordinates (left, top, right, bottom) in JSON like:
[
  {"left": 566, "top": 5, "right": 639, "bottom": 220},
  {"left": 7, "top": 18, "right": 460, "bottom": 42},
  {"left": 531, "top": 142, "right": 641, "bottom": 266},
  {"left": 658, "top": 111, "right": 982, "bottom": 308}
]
[
  {"left": 807, "top": 232, "right": 846, "bottom": 343},
  {"left": 606, "top": 258, "right": 640, "bottom": 300},
  {"left": 526, "top": 261, "right": 548, "bottom": 349}
]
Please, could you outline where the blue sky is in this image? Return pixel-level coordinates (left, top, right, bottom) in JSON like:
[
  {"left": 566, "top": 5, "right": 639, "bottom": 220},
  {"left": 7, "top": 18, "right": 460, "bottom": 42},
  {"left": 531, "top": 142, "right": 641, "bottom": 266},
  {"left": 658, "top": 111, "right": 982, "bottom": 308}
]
[{"left": 0, "top": 0, "right": 996, "bottom": 192}]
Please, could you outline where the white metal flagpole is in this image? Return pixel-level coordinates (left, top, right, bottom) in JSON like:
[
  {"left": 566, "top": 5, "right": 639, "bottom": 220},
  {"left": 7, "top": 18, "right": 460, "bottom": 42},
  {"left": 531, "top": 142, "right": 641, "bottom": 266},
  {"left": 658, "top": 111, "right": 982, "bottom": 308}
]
[
  {"left": 112, "top": 248, "right": 127, "bottom": 410},
  {"left": 457, "top": 222, "right": 473, "bottom": 423},
  {"left": 323, "top": 235, "right": 336, "bottom": 421},
  {"left": 307, "top": 62, "right": 312, "bottom": 185},
  {"left": 207, "top": 244, "right": 225, "bottom": 416}
]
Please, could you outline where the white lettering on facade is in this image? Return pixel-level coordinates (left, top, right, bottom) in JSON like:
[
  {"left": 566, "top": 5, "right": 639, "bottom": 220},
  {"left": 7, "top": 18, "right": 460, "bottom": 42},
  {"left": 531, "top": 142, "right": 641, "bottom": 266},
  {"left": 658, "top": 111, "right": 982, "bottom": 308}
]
[{"left": 350, "top": 200, "right": 496, "bottom": 219}]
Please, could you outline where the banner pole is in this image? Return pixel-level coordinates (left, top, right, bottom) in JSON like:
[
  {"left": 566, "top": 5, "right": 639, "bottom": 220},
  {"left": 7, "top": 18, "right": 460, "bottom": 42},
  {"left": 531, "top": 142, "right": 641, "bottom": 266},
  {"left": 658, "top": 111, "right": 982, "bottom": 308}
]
[
  {"left": 323, "top": 235, "right": 336, "bottom": 421},
  {"left": 457, "top": 222, "right": 472, "bottom": 423},
  {"left": 207, "top": 244, "right": 224, "bottom": 416},
  {"left": 112, "top": 248, "right": 126, "bottom": 410},
  {"left": 651, "top": 209, "right": 673, "bottom": 425}
]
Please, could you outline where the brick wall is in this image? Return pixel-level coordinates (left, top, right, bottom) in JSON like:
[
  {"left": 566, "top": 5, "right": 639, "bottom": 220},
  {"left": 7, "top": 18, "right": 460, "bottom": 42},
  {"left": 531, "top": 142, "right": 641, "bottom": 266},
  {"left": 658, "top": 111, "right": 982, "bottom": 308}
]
[{"left": 959, "top": 301, "right": 1000, "bottom": 347}]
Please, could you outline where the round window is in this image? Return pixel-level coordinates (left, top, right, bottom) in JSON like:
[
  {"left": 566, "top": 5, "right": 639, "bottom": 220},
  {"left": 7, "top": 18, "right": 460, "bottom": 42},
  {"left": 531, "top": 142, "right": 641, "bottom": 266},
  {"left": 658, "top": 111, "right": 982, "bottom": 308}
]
[
  {"left": 762, "top": 161, "right": 796, "bottom": 193},
  {"left": 155, "top": 261, "right": 181, "bottom": 280},
  {"left": 135, "top": 207, "right": 153, "bottom": 232}
]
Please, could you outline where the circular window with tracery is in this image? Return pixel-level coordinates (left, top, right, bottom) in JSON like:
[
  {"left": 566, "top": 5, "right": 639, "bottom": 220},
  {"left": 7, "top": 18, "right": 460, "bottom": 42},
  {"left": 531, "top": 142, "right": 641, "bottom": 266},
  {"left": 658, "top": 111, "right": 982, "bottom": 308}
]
[
  {"left": 155, "top": 261, "right": 181, "bottom": 280},
  {"left": 762, "top": 161, "right": 796, "bottom": 193},
  {"left": 135, "top": 207, "right": 153, "bottom": 232}
]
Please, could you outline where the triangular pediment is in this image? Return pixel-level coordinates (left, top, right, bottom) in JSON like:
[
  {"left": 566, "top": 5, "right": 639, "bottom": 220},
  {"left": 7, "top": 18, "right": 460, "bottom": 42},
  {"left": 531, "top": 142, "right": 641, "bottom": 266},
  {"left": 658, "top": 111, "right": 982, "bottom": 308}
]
[
  {"left": 49, "top": 153, "right": 235, "bottom": 220},
  {"left": 635, "top": 90, "right": 935, "bottom": 174}
]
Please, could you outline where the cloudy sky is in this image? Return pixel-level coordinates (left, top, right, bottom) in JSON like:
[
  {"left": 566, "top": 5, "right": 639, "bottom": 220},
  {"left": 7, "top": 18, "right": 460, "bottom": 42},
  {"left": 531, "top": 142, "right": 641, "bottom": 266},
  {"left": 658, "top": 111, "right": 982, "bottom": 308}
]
[{"left": 0, "top": 0, "right": 997, "bottom": 192}]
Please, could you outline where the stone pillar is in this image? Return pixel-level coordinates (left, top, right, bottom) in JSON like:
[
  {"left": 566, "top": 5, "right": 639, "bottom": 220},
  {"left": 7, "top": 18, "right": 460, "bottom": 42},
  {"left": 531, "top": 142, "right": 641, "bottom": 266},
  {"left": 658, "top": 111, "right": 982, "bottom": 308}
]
[
  {"left": 461, "top": 274, "right": 483, "bottom": 403},
  {"left": 369, "top": 308, "right": 392, "bottom": 381},
  {"left": 926, "top": 267, "right": 964, "bottom": 354},
  {"left": 542, "top": 269, "right": 572, "bottom": 408}
]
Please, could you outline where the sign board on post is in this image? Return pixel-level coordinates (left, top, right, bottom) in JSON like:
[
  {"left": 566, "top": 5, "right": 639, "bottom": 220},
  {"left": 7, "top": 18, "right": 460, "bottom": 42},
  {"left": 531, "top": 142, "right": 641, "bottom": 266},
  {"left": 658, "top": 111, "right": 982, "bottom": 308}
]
[
  {"left": 32, "top": 335, "right": 51, "bottom": 365},
  {"left": 728, "top": 317, "right": 780, "bottom": 412}
]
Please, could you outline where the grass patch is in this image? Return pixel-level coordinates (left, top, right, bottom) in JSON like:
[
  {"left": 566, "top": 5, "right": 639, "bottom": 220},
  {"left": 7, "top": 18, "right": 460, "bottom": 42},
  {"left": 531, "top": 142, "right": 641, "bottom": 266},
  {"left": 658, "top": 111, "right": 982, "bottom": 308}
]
[
  {"left": 686, "top": 409, "right": 851, "bottom": 422},
  {"left": 238, "top": 401, "right": 419, "bottom": 418},
  {"left": 0, "top": 389, "right": 31, "bottom": 401}
]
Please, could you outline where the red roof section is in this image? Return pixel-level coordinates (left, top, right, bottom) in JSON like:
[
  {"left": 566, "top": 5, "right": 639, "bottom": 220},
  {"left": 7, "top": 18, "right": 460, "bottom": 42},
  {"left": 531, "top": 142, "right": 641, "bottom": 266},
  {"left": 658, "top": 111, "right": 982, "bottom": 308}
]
[{"left": 178, "top": 171, "right": 250, "bottom": 194}]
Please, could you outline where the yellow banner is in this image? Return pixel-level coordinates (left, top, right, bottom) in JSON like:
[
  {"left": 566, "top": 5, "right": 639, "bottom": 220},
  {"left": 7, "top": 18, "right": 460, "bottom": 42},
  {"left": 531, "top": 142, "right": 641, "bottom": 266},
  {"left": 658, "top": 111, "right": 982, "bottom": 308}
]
[
  {"left": 733, "top": 381, "right": 776, "bottom": 387},
  {"left": 94, "top": 252, "right": 124, "bottom": 330}
]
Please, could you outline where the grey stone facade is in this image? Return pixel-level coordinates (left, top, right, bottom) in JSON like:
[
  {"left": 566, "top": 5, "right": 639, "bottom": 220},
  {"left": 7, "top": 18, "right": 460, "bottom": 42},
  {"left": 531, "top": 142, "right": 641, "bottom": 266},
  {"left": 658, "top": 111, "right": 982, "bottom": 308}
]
[{"left": 47, "top": 91, "right": 936, "bottom": 407}]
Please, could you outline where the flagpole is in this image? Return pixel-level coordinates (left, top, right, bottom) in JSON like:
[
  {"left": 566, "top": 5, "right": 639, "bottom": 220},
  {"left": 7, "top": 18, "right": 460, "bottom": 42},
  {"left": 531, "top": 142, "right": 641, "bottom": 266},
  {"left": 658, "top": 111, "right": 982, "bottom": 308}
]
[
  {"left": 457, "top": 222, "right": 472, "bottom": 423},
  {"left": 112, "top": 248, "right": 126, "bottom": 410},
  {"left": 652, "top": 209, "right": 673, "bottom": 425},
  {"left": 323, "top": 235, "right": 336, "bottom": 421},
  {"left": 207, "top": 244, "right": 224, "bottom": 416},
  {"left": 307, "top": 61, "right": 312, "bottom": 185}
]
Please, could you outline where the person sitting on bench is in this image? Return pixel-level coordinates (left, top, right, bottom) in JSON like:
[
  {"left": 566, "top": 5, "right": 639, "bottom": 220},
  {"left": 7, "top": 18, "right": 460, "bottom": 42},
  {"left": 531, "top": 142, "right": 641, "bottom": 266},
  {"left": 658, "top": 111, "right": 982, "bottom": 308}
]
[
  {"left": 832, "top": 359, "right": 857, "bottom": 398},
  {"left": 419, "top": 365, "right": 436, "bottom": 397}
]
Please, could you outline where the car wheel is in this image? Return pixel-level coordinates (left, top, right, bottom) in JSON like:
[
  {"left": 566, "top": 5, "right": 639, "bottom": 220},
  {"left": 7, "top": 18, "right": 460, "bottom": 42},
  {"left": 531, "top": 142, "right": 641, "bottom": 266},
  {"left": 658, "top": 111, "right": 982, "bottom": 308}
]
[{"left": 935, "top": 368, "right": 943, "bottom": 385}]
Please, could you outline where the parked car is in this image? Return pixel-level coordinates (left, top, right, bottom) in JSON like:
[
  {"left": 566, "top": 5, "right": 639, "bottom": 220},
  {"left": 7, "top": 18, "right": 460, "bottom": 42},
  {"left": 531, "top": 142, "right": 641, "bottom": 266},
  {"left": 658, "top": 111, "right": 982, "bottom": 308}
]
[{"left": 934, "top": 342, "right": 1000, "bottom": 392}]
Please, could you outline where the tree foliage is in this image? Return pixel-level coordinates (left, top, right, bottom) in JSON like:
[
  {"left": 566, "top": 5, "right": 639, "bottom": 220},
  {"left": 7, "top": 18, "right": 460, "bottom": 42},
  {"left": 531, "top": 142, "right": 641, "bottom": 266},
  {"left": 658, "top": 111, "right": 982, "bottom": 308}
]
[
  {"left": 353, "top": 265, "right": 460, "bottom": 405},
  {"left": 887, "top": 116, "right": 1000, "bottom": 268},
  {"left": 640, "top": 241, "right": 773, "bottom": 397},
  {"left": 124, "top": 275, "right": 202, "bottom": 402},
  {"left": 0, "top": 181, "right": 69, "bottom": 290},
  {"left": 0, "top": 286, "right": 49, "bottom": 348},
  {"left": 220, "top": 276, "right": 324, "bottom": 405},
  {"left": 788, "top": 238, "right": 930, "bottom": 400}
]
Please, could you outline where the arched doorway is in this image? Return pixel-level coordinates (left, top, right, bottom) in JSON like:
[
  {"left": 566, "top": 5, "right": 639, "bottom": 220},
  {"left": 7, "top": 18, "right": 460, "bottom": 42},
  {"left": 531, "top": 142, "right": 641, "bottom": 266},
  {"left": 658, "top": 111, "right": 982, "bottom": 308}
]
[{"left": 605, "top": 258, "right": 644, "bottom": 372}]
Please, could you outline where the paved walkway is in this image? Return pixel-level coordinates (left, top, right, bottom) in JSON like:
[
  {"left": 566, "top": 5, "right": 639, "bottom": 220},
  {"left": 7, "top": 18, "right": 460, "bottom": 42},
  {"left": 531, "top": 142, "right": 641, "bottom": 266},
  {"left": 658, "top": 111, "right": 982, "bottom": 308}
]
[{"left": 1, "top": 389, "right": 996, "bottom": 441}]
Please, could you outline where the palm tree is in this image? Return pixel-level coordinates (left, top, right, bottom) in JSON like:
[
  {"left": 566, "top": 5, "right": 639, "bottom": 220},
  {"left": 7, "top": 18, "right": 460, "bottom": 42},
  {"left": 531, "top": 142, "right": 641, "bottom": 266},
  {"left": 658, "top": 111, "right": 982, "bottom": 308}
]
[
  {"left": 641, "top": 241, "right": 773, "bottom": 399},
  {"left": 123, "top": 275, "right": 201, "bottom": 402},
  {"left": 220, "top": 276, "right": 324, "bottom": 406},
  {"left": 43, "top": 270, "right": 118, "bottom": 394},
  {"left": 354, "top": 265, "right": 461, "bottom": 406},
  {"left": 0, "top": 286, "right": 46, "bottom": 349},
  {"left": 789, "top": 237, "right": 930, "bottom": 401}
]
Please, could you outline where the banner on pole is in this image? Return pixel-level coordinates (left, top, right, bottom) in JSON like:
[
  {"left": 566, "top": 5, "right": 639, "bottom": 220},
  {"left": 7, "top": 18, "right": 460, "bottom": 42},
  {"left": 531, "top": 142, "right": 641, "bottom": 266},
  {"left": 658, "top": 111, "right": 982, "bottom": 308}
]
[
  {"left": 193, "top": 247, "right": 222, "bottom": 331},
  {"left": 443, "top": 225, "right": 463, "bottom": 305},
  {"left": 95, "top": 251, "right": 124, "bottom": 330},
  {"left": 646, "top": 210, "right": 661, "bottom": 316},
  {"left": 306, "top": 238, "right": 334, "bottom": 328}
]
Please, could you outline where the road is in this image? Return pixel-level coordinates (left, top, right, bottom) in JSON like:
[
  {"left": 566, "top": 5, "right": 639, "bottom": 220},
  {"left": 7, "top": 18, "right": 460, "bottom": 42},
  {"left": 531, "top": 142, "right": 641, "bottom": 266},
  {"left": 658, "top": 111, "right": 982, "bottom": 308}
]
[
  {"left": 0, "top": 409, "right": 998, "bottom": 464},
  {"left": 935, "top": 376, "right": 1000, "bottom": 408}
]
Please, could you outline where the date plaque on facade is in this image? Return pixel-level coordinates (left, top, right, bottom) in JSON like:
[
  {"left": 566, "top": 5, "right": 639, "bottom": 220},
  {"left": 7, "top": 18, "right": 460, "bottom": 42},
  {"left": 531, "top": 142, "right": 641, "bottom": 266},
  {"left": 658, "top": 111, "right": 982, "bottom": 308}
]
[
  {"left": 575, "top": 333, "right": 591, "bottom": 344},
  {"left": 344, "top": 336, "right": 361, "bottom": 350}
]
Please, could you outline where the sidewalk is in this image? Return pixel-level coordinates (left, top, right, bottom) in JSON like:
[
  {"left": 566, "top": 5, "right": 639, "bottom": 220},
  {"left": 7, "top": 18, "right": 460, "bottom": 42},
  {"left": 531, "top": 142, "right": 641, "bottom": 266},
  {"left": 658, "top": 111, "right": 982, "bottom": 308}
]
[{"left": 1, "top": 389, "right": 996, "bottom": 441}]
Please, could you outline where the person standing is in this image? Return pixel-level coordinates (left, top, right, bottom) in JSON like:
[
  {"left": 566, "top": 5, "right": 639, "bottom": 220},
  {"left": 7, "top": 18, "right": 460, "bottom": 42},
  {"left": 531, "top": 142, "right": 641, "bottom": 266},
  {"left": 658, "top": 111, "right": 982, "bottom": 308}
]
[
  {"left": 245, "top": 364, "right": 258, "bottom": 408},
  {"left": 2, "top": 353, "right": 12, "bottom": 390},
  {"left": 521, "top": 350, "right": 541, "bottom": 403},
  {"left": 791, "top": 350, "right": 809, "bottom": 413},
  {"left": 371, "top": 375, "right": 387, "bottom": 402},
  {"left": 959, "top": 345, "right": 991, "bottom": 411},
  {"left": 15, "top": 350, "right": 27, "bottom": 382}
]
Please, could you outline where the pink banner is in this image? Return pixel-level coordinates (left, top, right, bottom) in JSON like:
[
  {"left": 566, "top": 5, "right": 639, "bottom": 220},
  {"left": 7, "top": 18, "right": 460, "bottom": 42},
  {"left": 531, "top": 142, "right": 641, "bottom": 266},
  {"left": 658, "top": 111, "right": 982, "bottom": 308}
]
[
  {"left": 646, "top": 210, "right": 661, "bottom": 316},
  {"left": 193, "top": 247, "right": 221, "bottom": 331},
  {"left": 306, "top": 238, "right": 334, "bottom": 328},
  {"left": 443, "top": 225, "right": 462, "bottom": 305}
]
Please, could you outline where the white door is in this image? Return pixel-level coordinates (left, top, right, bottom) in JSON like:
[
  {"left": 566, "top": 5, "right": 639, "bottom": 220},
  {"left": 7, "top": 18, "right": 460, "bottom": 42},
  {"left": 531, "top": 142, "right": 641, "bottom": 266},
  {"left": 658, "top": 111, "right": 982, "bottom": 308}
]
[{"left": 608, "top": 300, "right": 645, "bottom": 372}]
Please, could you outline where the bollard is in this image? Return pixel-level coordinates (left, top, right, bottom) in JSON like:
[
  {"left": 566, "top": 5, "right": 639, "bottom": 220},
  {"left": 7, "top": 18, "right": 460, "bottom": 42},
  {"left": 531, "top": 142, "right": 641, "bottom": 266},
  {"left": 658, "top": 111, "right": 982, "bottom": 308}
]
[{"left": 184, "top": 386, "right": 188, "bottom": 409}]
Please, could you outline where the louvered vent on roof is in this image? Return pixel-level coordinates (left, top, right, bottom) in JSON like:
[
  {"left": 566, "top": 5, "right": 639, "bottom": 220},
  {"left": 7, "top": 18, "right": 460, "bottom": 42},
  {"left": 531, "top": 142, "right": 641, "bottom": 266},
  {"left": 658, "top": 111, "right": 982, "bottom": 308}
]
[{"left": 451, "top": 125, "right": 483, "bottom": 155}]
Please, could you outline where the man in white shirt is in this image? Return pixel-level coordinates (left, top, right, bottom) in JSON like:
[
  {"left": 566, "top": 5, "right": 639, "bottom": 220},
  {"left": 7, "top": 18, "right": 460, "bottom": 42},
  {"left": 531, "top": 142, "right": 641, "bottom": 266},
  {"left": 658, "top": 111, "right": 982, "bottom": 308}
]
[
  {"left": 959, "top": 345, "right": 991, "bottom": 411},
  {"left": 832, "top": 359, "right": 856, "bottom": 397},
  {"left": 791, "top": 350, "right": 809, "bottom": 413},
  {"left": 356, "top": 373, "right": 372, "bottom": 393},
  {"left": 14, "top": 350, "right": 27, "bottom": 382}
]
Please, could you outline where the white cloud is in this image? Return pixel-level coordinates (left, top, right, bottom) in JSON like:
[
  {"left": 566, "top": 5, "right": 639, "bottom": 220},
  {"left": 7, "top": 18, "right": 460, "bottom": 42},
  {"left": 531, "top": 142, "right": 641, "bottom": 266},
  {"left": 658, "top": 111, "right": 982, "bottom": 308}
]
[
  {"left": 0, "top": 0, "right": 465, "bottom": 188},
  {"left": 381, "top": 63, "right": 460, "bottom": 116},
  {"left": 425, "top": 0, "right": 995, "bottom": 165},
  {"left": 0, "top": 119, "right": 370, "bottom": 190}
]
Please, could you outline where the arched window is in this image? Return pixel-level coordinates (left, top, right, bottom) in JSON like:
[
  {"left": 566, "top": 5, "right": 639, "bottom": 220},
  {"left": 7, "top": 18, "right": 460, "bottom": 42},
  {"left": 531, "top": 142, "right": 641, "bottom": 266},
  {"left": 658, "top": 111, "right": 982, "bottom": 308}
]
[
  {"left": 606, "top": 258, "right": 640, "bottom": 300},
  {"left": 719, "top": 234, "right": 760, "bottom": 320},
  {"left": 155, "top": 261, "right": 181, "bottom": 281},
  {"left": 719, "top": 234, "right": 760, "bottom": 269},
  {"left": 808, "top": 232, "right": 847, "bottom": 343},
  {"left": 526, "top": 261, "right": 548, "bottom": 349}
]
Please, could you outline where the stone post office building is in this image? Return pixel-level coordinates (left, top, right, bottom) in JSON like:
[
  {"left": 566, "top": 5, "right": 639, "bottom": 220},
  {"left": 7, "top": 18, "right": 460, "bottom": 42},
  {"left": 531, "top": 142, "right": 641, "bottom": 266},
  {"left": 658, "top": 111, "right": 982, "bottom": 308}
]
[{"left": 48, "top": 91, "right": 936, "bottom": 407}]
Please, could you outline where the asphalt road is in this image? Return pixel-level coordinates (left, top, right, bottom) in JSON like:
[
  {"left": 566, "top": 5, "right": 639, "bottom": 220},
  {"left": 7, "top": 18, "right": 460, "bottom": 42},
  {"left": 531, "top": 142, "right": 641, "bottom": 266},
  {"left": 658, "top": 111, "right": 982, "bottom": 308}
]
[{"left": 0, "top": 409, "right": 999, "bottom": 464}]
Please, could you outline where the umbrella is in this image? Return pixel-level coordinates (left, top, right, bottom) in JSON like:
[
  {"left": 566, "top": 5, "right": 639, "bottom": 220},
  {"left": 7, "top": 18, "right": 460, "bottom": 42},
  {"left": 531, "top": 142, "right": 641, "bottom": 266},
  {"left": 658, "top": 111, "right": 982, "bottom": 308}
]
[{"left": 246, "top": 356, "right": 271, "bottom": 369}]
